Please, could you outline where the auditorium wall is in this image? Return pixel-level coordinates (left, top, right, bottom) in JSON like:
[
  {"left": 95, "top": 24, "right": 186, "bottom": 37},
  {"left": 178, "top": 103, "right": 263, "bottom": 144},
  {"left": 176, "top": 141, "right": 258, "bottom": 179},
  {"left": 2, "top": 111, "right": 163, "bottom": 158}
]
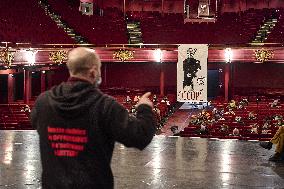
[
  {"left": 233, "top": 63, "right": 284, "bottom": 94},
  {"left": 48, "top": 67, "right": 70, "bottom": 88},
  {"left": 102, "top": 62, "right": 177, "bottom": 93},
  {"left": 30, "top": 63, "right": 176, "bottom": 94}
]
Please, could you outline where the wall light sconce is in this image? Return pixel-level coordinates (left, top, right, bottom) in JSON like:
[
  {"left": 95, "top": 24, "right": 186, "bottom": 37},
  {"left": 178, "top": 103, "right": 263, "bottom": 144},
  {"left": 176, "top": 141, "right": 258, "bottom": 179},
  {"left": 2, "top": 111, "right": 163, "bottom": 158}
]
[
  {"left": 224, "top": 48, "right": 232, "bottom": 63},
  {"left": 25, "top": 49, "right": 38, "bottom": 66},
  {"left": 154, "top": 49, "right": 163, "bottom": 63}
]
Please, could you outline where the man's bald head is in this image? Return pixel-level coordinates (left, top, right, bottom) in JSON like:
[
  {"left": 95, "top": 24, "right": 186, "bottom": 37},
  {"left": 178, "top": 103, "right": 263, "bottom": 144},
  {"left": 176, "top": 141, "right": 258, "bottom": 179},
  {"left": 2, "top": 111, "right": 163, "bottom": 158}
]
[{"left": 67, "top": 47, "right": 101, "bottom": 76}]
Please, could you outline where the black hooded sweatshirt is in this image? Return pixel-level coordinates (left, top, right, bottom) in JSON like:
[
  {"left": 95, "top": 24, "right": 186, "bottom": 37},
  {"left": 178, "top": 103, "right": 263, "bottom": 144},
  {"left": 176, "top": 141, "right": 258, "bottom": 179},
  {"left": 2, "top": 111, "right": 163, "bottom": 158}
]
[{"left": 31, "top": 77, "right": 156, "bottom": 189}]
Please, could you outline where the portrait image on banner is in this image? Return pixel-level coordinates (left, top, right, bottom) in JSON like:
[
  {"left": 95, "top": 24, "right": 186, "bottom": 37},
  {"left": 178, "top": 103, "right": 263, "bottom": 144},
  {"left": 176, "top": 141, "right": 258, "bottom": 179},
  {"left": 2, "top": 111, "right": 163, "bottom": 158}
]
[{"left": 177, "top": 44, "right": 208, "bottom": 102}]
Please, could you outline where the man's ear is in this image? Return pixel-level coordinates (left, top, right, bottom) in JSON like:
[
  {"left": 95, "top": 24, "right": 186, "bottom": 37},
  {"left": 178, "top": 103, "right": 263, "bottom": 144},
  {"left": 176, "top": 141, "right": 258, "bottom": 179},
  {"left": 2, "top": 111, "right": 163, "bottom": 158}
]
[{"left": 94, "top": 65, "right": 101, "bottom": 77}]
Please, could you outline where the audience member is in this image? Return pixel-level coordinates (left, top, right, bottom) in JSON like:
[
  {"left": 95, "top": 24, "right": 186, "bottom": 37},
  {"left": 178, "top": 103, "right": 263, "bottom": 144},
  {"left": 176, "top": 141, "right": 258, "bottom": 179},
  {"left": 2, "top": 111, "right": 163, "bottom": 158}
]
[
  {"left": 248, "top": 111, "right": 257, "bottom": 120},
  {"left": 152, "top": 94, "right": 158, "bottom": 104},
  {"left": 21, "top": 104, "right": 31, "bottom": 113},
  {"left": 153, "top": 105, "right": 161, "bottom": 123},
  {"left": 260, "top": 126, "right": 284, "bottom": 161},
  {"left": 233, "top": 128, "right": 240, "bottom": 136},
  {"left": 228, "top": 100, "right": 237, "bottom": 110},
  {"left": 251, "top": 123, "right": 259, "bottom": 134},
  {"left": 126, "top": 95, "right": 132, "bottom": 104},
  {"left": 270, "top": 99, "right": 280, "bottom": 108}
]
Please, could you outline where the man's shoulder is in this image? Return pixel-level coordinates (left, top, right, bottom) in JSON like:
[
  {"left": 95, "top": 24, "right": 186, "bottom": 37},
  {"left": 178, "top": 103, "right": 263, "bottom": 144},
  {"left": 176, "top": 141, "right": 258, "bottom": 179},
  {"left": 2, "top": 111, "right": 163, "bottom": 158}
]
[
  {"left": 98, "top": 93, "right": 119, "bottom": 108},
  {"left": 36, "top": 91, "right": 49, "bottom": 101},
  {"left": 95, "top": 92, "right": 125, "bottom": 112},
  {"left": 33, "top": 91, "right": 51, "bottom": 108},
  {"left": 101, "top": 93, "right": 115, "bottom": 102}
]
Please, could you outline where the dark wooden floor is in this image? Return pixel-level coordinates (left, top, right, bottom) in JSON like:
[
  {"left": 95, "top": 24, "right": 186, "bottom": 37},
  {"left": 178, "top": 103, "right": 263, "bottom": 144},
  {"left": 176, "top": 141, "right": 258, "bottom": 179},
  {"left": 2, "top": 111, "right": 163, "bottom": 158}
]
[{"left": 0, "top": 130, "right": 284, "bottom": 189}]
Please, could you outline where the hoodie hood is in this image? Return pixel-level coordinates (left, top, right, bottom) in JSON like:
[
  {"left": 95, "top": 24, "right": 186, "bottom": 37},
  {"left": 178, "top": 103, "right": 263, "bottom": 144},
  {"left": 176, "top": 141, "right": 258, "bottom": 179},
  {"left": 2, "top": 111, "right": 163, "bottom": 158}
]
[{"left": 47, "top": 80, "right": 101, "bottom": 118}]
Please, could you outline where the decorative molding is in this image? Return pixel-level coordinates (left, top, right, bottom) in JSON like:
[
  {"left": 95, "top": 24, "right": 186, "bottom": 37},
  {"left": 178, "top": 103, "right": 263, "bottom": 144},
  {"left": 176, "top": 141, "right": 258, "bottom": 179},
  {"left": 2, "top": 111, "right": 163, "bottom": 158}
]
[
  {"left": 49, "top": 50, "right": 68, "bottom": 64},
  {"left": 254, "top": 49, "right": 274, "bottom": 62},
  {"left": 113, "top": 49, "right": 134, "bottom": 61},
  {"left": 0, "top": 48, "right": 15, "bottom": 67}
]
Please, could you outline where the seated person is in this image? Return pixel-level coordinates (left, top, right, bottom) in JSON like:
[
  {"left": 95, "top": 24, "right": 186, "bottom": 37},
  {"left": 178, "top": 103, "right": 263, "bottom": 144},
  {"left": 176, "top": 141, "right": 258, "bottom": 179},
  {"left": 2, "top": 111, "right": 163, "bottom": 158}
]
[
  {"left": 241, "top": 98, "right": 249, "bottom": 106},
  {"left": 215, "top": 109, "right": 225, "bottom": 120},
  {"left": 270, "top": 99, "right": 280, "bottom": 108},
  {"left": 237, "top": 99, "right": 248, "bottom": 109},
  {"left": 129, "top": 105, "right": 137, "bottom": 116},
  {"left": 232, "top": 128, "right": 240, "bottom": 136},
  {"left": 228, "top": 100, "right": 237, "bottom": 109},
  {"left": 166, "top": 100, "right": 170, "bottom": 107},
  {"left": 248, "top": 111, "right": 257, "bottom": 120},
  {"left": 251, "top": 123, "right": 259, "bottom": 134},
  {"left": 207, "top": 101, "right": 212, "bottom": 108},
  {"left": 152, "top": 94, "right": 158, "bottom": 104},
  {"left": 220, "top": 109, "right": 225, "bottom": 116},
  {"left": 153, "top": 105, "right": 161, "bottom": 123},
  {"left": 220, "top": 124, "right": 229, "bottom": 135},
  {"left": 263, "top": 120, "right": 271, "bottom": 129},
  {"left": 212, "top": 107, "right": 218, "bottom": 115},
  {"left": 273, "top": 115, "right": 283, "bottom": 126},
  {"left": 199, "top": 122, "right": 208, "bottom": 134},
  {"left": 161, "top": 96, "right": 168, "bottom": 103},
  {"left": 260, "top": 126, "right": 284, "bottom": 161},
  {"left": 125, "top": 95, "right": 132, "bottom": 104},
  {"left": 235, "top": 116, "right": 244, "bottom": 124},
  {"left": 237, "top": 103, "right": 244, "bottom": 110},
  {"left": 161, "top": 96, "right": 171, "bottom": 110},
  {"left": 170, "top": 126, "right": 180, "bottom": 136},
  {"left": 21, "top": 104, "right": 31, "bottom": 113},
  {"left": 224, "top": 109, "right": 235, "bottom": 115}
]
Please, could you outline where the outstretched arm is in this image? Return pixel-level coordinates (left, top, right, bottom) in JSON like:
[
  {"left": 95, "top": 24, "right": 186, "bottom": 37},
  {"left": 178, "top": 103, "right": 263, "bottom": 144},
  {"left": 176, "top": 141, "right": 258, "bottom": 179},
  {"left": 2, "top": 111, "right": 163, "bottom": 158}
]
[{"left": 105, "top": 92, "right": 156, "bottom": 150}]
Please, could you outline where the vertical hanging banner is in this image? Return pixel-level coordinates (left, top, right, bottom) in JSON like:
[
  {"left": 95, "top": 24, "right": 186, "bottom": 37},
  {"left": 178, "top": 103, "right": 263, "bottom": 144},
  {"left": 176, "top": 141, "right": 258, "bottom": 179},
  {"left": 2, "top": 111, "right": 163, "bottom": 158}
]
[{"left": 177, "top": 44, "right": 208, "bottom": 102}]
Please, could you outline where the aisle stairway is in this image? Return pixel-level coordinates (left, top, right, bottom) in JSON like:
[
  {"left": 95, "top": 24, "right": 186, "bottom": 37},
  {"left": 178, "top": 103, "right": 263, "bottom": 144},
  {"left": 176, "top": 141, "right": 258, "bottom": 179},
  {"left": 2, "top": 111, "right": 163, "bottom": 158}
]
[
  {"left": 161, "top": 108, "right": 196, "bottom": 136},
  {"left": 38, "top": 0, "right": 87, "bottom": 44},
  {"left": 126, "top": 21, "right": 143, "bottom": 44},
  {"left": 252, "top": 18, "right": 278, "bottom": 43}
]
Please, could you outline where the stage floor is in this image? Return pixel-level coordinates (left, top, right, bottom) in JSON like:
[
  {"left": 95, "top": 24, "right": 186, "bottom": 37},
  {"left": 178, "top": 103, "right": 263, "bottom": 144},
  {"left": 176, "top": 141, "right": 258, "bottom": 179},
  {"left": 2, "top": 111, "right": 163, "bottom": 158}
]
[{"left": 0, "top": 130, "right": 283, "bottom": 189}]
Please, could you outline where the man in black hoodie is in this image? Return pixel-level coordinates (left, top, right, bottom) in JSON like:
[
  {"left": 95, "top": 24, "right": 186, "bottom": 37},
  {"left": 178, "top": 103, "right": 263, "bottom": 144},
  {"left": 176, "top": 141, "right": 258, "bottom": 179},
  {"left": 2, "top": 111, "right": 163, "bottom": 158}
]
[{"left": 31, "top": 47, "right": 156, "bottom": 189}]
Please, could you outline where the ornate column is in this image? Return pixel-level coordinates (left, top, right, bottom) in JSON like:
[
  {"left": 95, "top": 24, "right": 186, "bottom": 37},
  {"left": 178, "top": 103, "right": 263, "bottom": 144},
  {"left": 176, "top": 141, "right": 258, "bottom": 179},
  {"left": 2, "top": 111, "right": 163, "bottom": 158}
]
[
  {"left": 230, "top": 63, "right": 235, "bottom": 100},
  {"left": 7, "top": 74, "right": 15, "bottom": 103},
  {"left": 41, "top": 71, "right": 46, "bottom": 93},
  {"left": 160, "top": 64, "right": 165, "bottom": 96},
  {"left": 224, "top": 64, "right": 230, "bottom": 102},
  {"left": 23, "top": 70, "right": 31, "bottom": 104}
]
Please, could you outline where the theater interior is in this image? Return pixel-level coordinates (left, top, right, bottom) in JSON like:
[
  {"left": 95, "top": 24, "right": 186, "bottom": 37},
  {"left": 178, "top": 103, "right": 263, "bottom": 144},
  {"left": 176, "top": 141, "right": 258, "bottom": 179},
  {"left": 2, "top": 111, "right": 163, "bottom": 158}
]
[{"left": 0, "top": 0, "right": 284, "bottom": 188}]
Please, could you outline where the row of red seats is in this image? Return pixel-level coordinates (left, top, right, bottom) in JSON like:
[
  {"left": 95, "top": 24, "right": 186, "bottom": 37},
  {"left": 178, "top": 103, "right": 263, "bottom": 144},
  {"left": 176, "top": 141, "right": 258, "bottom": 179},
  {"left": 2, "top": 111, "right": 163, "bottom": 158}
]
[
  {"left": 47, "top": 0, "right": 128, "bottom": 44},
  {"left": 267, "top": 8, "right": 284, "bottom": 43},
  {"left": 0, "top": 0, "right": 74, "bottom": 44},
  {"left": 137, "top": 8, "right": 275, "bottom": 44},
  {"left": 180, "top": 98, "right": 283, "bottom": 140},
  {"left": 0, "top": 104, "right": 32, "bottom": 129}
]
